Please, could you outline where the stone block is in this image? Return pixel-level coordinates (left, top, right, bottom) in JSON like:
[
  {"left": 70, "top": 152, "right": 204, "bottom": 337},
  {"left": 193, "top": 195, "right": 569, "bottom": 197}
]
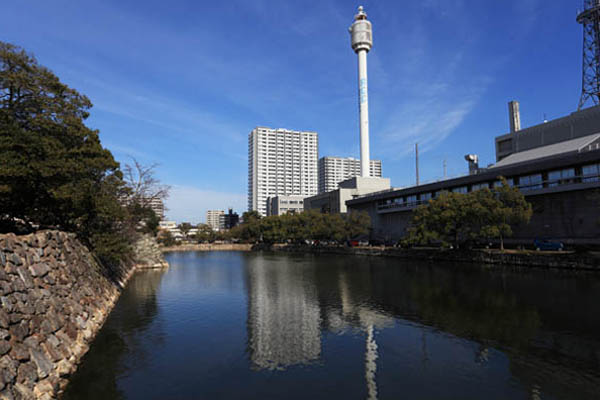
[
  {"left": 33, "top": 379, "right": 54, "bottom": 399},
  {"left": 8, "top": 322, "right": 27, "bottom": 342},
  {"left": 0, "top": 330, "right": 8, "bottom": 341},
  {"left": 15, "top": 268, "right": 32, "bottom": 289},
  {"left": 55, "top": 360, "right": 71, "bottom": 377},
  {"left": 16, "top": 362, "right": 37, "bottom": 385},
  {"left": 28, "top": 263, "right": 49, "bottom": 278},
  {"left": 0, "top": 281, "right": 12, "bottom": 296},
  {"left": 12, "top": 383, "right": 33, "bottom": 400},
  {"left": 0, "top": 341, "right": 10, "bottom": 356},
  {"left": 0, "top": 356, "right": 17, "bottom": 383},
  {"left": 0, "top": 311, "right": 8, "bottom": 329},
  {"left": 9, "top": 342, "right": 29, "bottom": 362},
  {"left": 29, "top": 349, "right": 52, "bottom": 379}
]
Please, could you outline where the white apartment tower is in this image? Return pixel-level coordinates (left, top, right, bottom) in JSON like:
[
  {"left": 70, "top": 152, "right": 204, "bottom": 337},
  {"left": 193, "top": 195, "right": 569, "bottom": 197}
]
[
  {"left": 248, "top": 127, "right": 318, "bottom": 216},
  {"left": 206, "top": 210, "right": 224, "bottom": 231},
  {"left": 318, "top": 156, "right": 382, "bottom": 194}
]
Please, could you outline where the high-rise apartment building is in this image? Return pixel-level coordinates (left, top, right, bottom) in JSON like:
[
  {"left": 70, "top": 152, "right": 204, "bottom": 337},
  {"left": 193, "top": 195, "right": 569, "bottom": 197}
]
[
  {"left": 318, "top": 157, "right": 381, "bottom": 193},
  {"left": 206, "top": 210, "right": 224, "bottom": 231},
  {"left": 248, "top": 127, "right": 318, "bottom": 216}
]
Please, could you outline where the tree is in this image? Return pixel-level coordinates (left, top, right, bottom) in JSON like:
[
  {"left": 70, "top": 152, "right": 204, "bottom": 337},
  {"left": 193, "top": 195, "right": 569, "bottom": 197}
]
[
  {"left": 0, "top": 41, "right": 132, "bottom": 265},
  {"left": 178, "top": 222, "right": 193, "bottom": 239},
  {"left": 489, "top": 177, "right": 533, "bottom": 250},
  {"left": 195, "top": 224, "right": 214, "bottom": 242},
  {"left": 406, "top": 180, "right": 532, "bottom": 250}
]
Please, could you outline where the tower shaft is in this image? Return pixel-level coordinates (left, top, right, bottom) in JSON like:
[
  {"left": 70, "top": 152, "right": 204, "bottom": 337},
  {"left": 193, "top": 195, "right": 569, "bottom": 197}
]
[
  {"left": 578, "top": 0, "right": 600, "bottom": 110},
  {"left": 349, "top": 6, "right": 373, "bottom": 178},
  {"left": 357, "top": 49, "right": 370, "bottom": 177}
]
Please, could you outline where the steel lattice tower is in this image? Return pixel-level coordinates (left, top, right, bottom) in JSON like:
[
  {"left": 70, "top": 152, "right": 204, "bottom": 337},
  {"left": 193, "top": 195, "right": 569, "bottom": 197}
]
[{"left": 577, "top": 0, "right": 600, "bottom": 110}]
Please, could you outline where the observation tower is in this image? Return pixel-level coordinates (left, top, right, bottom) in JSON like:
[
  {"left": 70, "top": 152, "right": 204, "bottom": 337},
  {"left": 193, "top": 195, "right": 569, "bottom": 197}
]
[{"left": 349, "top": 6, "right": 373, "bottom": 177}]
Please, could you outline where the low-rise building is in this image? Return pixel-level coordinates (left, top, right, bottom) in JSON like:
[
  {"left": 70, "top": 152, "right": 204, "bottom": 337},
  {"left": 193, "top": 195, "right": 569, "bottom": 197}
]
[
  {"left": 305, "top": 176, "right": 390, "bottom": 214},
  {"left": 267, "top": 195, "right": 305, "bottom": 216}
]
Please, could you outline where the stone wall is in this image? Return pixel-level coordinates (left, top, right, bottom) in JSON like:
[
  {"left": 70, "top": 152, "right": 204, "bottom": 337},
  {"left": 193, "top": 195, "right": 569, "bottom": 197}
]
[{"left": 0, "top": 230, "right": 167, "bottom": 400}]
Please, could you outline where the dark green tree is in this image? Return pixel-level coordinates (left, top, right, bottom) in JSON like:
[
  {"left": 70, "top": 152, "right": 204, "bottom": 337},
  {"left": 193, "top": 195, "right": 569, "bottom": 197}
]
[{"left": 0, "top": 41, "right": 130, "bottom": 265}]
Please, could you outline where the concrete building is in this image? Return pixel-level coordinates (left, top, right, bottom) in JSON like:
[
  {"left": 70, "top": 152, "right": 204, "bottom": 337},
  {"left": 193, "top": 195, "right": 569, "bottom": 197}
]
[
  {"left": 206, "top": 210, "right": 224, "bottom": 231},
  {"left": 318, "top": 157, "right": 382, "bottom": 193},
  {"left": 347, "top": 104, "right": 600, "bottom": 245},
  {"left": 305, "top": 176, "right": 390, "bottom": 214},
  {"left": 146, "top": 198, "right": 165, "bottom": 220},
  {"left": 266, "top": 195, "right": 305, "bottom": 216},
  {"left": 248, "top": 127, "right": 318, "bottom": 216},
  {"left": 218, "top": 209, "right": 239, "bottom": 230},
  {"left": 158, "top": 220, "right": 182, "bottom": 240}
]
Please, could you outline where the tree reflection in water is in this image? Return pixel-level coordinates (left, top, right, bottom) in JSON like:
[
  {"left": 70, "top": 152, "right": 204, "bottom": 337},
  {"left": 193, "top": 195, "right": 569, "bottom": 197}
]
[{"left": 62, "top": 269, "right": 167, "bottom": 400}]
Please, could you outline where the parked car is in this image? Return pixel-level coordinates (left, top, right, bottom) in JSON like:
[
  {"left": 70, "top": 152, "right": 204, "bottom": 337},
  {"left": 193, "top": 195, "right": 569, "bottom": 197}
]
[
  {"left": 347, "top": 240, "right": 359, "bottom": 247},
  {"left": 534, "top": 238, "right": 564, "bottom": 251}
]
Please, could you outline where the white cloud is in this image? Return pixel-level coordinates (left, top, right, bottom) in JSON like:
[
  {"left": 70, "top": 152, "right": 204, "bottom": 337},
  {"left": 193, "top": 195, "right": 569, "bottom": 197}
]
[{"left": 164, "top": 185, "right": 246, "bottom": 224}]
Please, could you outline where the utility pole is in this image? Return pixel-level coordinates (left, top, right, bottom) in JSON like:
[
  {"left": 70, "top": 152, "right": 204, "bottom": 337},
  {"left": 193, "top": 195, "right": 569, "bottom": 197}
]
[{"left": 415, "top": 143, "right": 420, "bottom": 186}]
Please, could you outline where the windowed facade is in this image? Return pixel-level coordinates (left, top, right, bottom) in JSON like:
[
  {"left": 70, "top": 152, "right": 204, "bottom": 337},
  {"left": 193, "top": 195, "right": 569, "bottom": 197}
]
[
  {"left": 249, "top": 128, "right": 318, "bottom": 216},
  {"left": 583, "top": 163, "right": 600, "bottom": 182},
  {"left": 518, "top": 174, "right": 542, "bottom": 191},
  {"left": 547, "top": 168, "right": 575, "bottom": 187}
]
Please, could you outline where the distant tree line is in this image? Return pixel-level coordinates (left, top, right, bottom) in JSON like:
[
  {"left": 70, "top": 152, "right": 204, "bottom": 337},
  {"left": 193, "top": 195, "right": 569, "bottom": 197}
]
[
  {"left": 158, "top": 210, "right": 372, "bottom": 246},
  {"left": 0, "top": 41, "right": 168, "bottom": 267},
  {"left": 405, "top": 178, "right": 532, "bottom": 250}
]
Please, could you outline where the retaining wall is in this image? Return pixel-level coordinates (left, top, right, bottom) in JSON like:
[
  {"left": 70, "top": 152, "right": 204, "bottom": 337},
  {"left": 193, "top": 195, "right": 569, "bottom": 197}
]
[{"left": 0, "top": 231, "right": 166, "bottom": 400}]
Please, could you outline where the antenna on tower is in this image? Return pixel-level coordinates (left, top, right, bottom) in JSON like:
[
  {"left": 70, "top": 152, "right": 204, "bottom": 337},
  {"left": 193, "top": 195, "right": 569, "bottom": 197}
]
[{"left": 577, "top": 0, "right": 600, "bottom": 110}]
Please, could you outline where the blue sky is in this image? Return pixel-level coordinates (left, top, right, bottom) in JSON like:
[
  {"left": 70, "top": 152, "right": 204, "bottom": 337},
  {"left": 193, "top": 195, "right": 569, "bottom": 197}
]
[{"left": 1, "top": 0, "right": 584, "bottom": 223}]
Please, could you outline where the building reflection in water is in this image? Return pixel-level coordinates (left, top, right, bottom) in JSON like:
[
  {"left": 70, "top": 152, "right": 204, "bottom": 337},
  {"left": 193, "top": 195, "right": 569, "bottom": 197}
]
[
  {"left": 246, "top": 256, "right": 322, "bottom": 370},
  {"left": 246, "top": 257, "right": 394, "bottom": 399}
]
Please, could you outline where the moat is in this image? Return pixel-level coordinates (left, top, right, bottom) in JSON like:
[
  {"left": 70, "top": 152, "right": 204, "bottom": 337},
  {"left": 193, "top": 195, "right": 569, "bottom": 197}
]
[{"left": 63, "top": 251, "right": 600, "bottom": 399}]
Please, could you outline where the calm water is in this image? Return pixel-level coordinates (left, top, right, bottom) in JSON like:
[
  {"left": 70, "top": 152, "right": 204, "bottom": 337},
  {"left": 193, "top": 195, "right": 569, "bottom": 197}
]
[{"left": 63, "top": 252, "right": 600, "bottom": 400}]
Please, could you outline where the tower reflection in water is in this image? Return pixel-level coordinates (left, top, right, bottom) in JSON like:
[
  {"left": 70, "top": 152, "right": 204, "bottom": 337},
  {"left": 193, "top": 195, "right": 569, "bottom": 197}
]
[{"left": 245, "top": 256, "right": 393, "bottom": 399}]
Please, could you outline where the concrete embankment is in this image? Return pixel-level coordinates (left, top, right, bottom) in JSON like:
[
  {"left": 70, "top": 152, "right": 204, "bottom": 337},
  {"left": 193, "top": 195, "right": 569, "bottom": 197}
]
[
  {"left": 0, "top": 231, "right": 168, "bottom": 400},
  {"left": 162, "top": 243, "right": 252, "bottom": 253},
  {"left": 264, "top": 244, "right": 600, "bottom": 271}
]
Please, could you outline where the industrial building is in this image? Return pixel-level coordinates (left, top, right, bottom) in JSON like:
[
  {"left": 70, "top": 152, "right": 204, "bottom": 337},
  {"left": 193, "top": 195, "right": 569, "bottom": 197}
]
[
  {"left": 347, "top": 104, "right": 600, "bottom": 246},
  {"left": 266, "top": 195, "right": 305, "bottom": 216},
  {"left": 305, "top": 176, "right": 390, "bottom": 214},
  {"left": 318, "top": 157, "right": 381, "bottom": 194},
  {"left": 248, "top": 127, "right": 318, "bottom": 216}
]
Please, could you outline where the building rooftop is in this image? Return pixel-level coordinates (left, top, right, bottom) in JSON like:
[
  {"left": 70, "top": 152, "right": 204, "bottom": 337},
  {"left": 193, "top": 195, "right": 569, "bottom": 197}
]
[{"left": 493, "top": 132, "right": 600, "bottom": 168}]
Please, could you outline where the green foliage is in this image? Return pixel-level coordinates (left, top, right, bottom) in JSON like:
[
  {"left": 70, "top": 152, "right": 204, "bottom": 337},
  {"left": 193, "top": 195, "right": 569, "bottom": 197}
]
[
  {"left": 157, "top": 230, "right": 176, "bottom": 247},
  {"left": 0, "top": 41, "right": 139, "bottom": 266},
  {"left": 229, "top": 210, "right": 371, "bottom": 244},
  {"left": 406, "top": 178, "right": 532, "bottom": 249},
  {"left": 194, "top": 224, "right": 215, "bottom": 242}
]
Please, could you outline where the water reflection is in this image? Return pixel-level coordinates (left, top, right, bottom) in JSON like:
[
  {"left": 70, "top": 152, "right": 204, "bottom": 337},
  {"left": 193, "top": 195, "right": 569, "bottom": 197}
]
[
  {"left": 244, "top": 254, "right": 600, "bottom": 400},
  {"left": 63, "top": 252, "right": 600, "bottom": 400},
  {"left": 63, "top": 269, "right": 168, "bottom": 400},
  {"left": 246, "top": 256, "right": 322, "bottom": 369}
]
